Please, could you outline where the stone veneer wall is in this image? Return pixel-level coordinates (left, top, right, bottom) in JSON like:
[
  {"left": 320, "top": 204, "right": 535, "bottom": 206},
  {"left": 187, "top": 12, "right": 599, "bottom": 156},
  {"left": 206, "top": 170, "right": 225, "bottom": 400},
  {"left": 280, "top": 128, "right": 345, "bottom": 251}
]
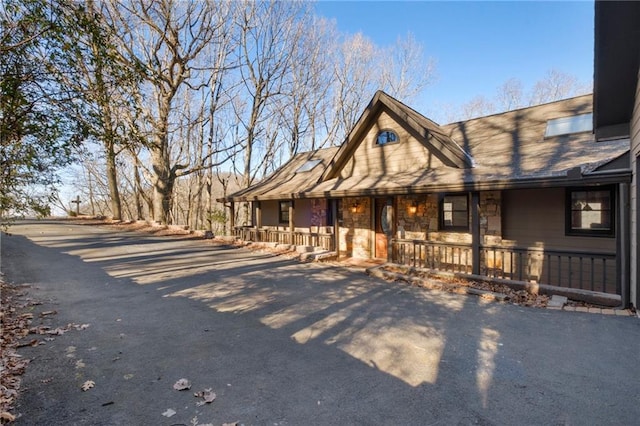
[
  {"left": 479, "top": 191, "right": 502, "bottom": 244},
  {"left": 396, "top": 194, "right": 437, "bottom": 240},
  {"left": 337, "top": 192, "right": 503, "bottom": 260},
  {"left": 396, "top": 192, "right": 503, "bottom": 245},
  {"left": 339, "top": 197, "right": 371, "bottom": 258}
]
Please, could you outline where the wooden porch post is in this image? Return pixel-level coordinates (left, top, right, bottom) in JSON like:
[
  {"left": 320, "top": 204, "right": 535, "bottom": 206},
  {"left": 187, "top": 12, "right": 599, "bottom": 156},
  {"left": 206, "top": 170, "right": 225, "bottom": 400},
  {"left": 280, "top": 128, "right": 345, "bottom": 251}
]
[
  {"left": 471, "top": 192, "right": 481, "bottom": 275},
  {"left": 229, "top": 201, "right": 235, "bottom": 236},
  {"left": 255, "top": 201, "right": 262, "bottom": 242},
  {"left": 386, "top": 196, "right": 394, "bottom": 262},
  {"left": 332, "top": 199, "right": 339, "bottom": 254},
  {"left": 289, "top": 199, "right": 295, "bottom": 245},
  {"left": 617, "top": 183, "right": 630, "bottom": 307},
  {"left": 255, "top": 200, "right": 262, "bottom": 226}
]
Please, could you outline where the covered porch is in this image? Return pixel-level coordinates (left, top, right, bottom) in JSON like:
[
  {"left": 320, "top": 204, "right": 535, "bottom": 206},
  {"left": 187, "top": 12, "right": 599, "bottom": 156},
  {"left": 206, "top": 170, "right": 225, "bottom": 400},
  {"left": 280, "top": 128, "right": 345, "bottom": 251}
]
[
  {"left": 226, "top": 184, "right": 629, "bottom": 305},
  {"left": 233, "top": 225, "right": 335, "bottom": 252},
  {"left": 391, "top": 238, "right": 618, "bottom": 295}
]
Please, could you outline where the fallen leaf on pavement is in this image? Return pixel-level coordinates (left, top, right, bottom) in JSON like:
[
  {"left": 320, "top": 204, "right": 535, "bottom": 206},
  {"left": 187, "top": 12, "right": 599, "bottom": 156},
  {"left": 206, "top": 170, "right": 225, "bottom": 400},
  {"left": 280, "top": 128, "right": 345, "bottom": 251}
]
[
  {"left": 162, "top": 408, "right": 176, "bottom": 417},
  {"left": 173, "top": 378, "right": 191, "bottom": 390},
  {"left": 81, "top": 380, "right": 95, "bottom": 391},
  {"left": 202, "top": 388, "right": 216, "bottom": 403},
  {"left": 16, "top": 339, "right": 38, "bottom": 348},
  {"left": 194, "top": 388, "right": 216, "bottom": 406},
  {"left": 1, "top": 411, "right": 16, "bottom": 422}
]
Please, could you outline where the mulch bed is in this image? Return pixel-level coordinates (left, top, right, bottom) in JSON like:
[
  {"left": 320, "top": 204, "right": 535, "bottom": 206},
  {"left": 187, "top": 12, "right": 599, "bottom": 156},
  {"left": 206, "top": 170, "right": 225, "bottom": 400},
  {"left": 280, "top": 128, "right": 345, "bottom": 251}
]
[{"left": 378, "top": 264, "right": 553, "bottom": 308}]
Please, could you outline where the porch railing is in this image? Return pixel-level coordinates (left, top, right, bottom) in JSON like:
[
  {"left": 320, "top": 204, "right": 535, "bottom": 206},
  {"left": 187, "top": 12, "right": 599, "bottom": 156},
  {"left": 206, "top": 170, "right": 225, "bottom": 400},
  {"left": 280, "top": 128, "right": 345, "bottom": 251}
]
[
  {"left": 234, "top": 226, "right": 334, "bottom": 252},
  {"left": 392, "top": 238, "right": 617, "bottom": 294},
  {"left": 393, "top": 239, "right": 474, "bottom": 274}
]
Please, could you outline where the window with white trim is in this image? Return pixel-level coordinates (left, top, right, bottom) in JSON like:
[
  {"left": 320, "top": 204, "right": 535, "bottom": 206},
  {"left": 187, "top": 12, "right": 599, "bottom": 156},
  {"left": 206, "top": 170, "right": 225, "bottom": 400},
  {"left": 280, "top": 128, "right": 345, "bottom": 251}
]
[{"left": 375, "top": 130, "right": 399, "bottom": 145}]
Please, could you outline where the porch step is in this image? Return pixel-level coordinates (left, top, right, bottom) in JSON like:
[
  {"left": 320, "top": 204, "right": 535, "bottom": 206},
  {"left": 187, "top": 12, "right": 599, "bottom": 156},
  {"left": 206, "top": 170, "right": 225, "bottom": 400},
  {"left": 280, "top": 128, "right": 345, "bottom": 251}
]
[
  {"left": 295, "top": 245, "right": 315, "bottom": 253},
  {"left": 301, "top": 251, "right": 337, "bottom": 262},
  {"left": 547, "top": 295, "right": 568, "bottom": 309}
]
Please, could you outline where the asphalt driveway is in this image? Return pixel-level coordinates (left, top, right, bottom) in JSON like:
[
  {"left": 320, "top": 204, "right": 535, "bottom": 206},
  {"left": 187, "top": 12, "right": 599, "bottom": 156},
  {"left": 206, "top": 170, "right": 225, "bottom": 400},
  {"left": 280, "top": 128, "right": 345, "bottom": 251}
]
[{"left": 2, "top": 220, "right": 640, "bottom": 425}]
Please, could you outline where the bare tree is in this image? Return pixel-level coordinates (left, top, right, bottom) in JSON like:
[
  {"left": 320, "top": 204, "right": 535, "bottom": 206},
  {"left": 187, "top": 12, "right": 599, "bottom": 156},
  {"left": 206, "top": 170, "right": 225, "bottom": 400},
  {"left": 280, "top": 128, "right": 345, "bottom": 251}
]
[
  {"left": 447, "top": 69, "right": 591, "bottom": 122},
  {"left": 528, "top": 68, "right": 589, "bottom": 105},
  {"left": 107, "top": 0, "right": 231, "bottom": 224},
  {"left": 495, "top": 78, "right": 524, "bottom": 112},
  {"left": 380, "top": 32, "right": 436, "bottom": 102},
  {"left": 231, "top": 0, "right": 305, "bottom": 221},
  {"left": 324, "top": 32, "right": 378, "bottom": 146},
  {"left": 457, "top": 95, "right": 496, "bottom": 121},
  {"left": 272, "top": 12, "right": 332, "bottom": 157},
  {"left": 55, "top": 0, "right": 143, "bottom": 220}
]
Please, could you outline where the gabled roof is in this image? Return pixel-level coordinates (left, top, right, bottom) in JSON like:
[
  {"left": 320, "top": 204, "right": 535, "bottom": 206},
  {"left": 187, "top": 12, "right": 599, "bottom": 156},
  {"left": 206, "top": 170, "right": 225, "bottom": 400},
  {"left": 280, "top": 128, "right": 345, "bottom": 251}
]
[
  {"left": 320, "top": 91, "right": 474, "bottom": 181},
  {"left": 225, "top": 147, "right": 339, "bottom": 201},
  {"left": 225, "top": 93, "right": 631, "bottom": 202},
  {"left": 307, "top": 95, "right": 628, "bottom": 197}
]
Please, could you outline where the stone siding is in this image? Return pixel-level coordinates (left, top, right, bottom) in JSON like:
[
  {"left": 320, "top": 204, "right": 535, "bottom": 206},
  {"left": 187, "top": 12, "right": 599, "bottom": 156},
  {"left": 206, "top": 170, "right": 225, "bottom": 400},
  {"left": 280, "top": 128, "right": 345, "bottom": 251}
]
[
  {"left": 480, "top": 191, "right": 501, "bottom": 238},
  {"left": 338, "top": 197, "right": 371, "bottom": 258},
  {"left": 338, "top": 192, "right": 503, "bottom": 260},
  {"left": 395, "top": 194, "right": 436, "bottom": 240},
  {"left": 395, "top": 192, "right": 502, "bottom": 245}
]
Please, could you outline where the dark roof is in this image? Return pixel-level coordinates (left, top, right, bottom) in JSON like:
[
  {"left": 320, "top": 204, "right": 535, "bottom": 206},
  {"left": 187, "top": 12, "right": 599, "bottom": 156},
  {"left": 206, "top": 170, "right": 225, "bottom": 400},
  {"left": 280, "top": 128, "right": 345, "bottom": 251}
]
[
  {"left": 226, "top": 93, "right": 630, "bottom": 201},
  {"left": 225, "top": 147, "right": 339, "bottom": 201}
]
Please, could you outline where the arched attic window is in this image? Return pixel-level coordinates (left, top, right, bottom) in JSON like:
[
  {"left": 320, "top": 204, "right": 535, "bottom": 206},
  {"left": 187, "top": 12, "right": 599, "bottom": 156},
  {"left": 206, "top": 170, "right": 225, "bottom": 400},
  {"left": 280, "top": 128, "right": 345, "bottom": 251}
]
[{"left": 375, "top": 129, "right": 399, "bottom": 146}]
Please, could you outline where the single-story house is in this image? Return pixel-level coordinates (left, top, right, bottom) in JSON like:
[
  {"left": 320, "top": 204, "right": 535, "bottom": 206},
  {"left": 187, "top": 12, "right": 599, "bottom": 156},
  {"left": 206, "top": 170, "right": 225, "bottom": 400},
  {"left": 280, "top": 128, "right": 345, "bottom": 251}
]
[
  {"left": 593, "top": 0, "right": 640, "bottom": 309},
  {"left": 223, "top": 91, "right": 631, "bottom": 305}
]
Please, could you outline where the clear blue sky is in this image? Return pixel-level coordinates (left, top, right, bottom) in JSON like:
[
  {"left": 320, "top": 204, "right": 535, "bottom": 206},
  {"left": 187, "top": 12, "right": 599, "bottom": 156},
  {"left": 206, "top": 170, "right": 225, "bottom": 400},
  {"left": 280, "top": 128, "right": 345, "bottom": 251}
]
[{"left": 314, "top": 0, "right": 594, "bottom": 118}]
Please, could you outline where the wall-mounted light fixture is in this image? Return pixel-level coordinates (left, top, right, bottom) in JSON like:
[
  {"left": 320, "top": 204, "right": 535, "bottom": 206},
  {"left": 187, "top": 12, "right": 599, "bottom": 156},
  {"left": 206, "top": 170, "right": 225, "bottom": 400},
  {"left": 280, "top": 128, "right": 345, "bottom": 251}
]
[
  {"left": 408, "top": 201, "right": 418, "bottom": 215},
  {"left": 351, "top": 202, "right": 360, "bottom": 214}
]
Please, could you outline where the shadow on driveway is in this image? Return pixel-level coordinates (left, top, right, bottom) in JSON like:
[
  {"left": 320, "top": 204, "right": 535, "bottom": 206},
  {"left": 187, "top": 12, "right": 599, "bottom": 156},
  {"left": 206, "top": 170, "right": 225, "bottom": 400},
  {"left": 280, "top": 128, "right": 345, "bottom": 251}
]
[{"left": 2, "top": 220, "right": 640, "bottom": 425}]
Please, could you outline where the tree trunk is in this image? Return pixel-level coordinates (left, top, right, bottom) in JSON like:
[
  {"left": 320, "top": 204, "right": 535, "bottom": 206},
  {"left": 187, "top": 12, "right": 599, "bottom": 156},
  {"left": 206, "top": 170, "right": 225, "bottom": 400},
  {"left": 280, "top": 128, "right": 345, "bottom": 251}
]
[
  {"left": 150, "top": 141, "right": 173, "bottom": 225},
  {"left": 133, "top": 162, "right": 144, "bottom": 220},
  {"left": 106, "top": 141, "right": 122, "bottom": 220}
]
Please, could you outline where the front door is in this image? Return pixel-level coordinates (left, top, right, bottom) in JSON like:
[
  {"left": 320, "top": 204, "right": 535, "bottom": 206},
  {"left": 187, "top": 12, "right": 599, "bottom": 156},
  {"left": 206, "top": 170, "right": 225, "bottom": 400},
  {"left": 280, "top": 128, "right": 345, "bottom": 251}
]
[{"left": 375, "top": 198, "right": 391, "bottom": 259}]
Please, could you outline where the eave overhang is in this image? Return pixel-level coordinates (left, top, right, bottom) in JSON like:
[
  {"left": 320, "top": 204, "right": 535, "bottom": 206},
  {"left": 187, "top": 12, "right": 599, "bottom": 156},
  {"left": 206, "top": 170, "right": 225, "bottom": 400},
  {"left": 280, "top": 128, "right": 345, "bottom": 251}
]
[
  {"left": 593, "top": 1, "right": 640, "bottom": 140},
  {"left": 221, "top": 169, "right": 631, "bottom": 202}
]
